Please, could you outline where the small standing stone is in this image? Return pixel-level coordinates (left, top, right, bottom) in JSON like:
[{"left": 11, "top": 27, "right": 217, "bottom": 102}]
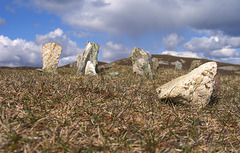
[
  {"left": 130, "top": 48, "right": 153, "bottom": 79},
  {"left": 189, "top": 60, "right": 202, "bottom": 71},
  {"left": 175, "top": 61, "right": 182, "bottom": 70},
  {"left": 152, "top": 57, "right": 159, "bottom": 71},
  {"left": 41, "top": 42, "right": 62, "bottom": 73}
]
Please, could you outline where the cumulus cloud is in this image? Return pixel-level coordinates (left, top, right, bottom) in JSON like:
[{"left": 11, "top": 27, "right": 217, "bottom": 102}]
[
  {"left": 211, "top": 47, "right": 238, "bottom": 58},
  {"left": 162, "top": 51, "right": 200, "bottom": 58},
  {"left": 183, "top": 33, "right": 240, "bottom": 59},
  {"left": 35, "top": 28, "right": 83, "bottom": 60},
  {"left": 18, "top": 0, "right": 240, "bottom": 36},
  {"left": 0, "top": 28, "right": 82, "bottom": 67},
  {"left": 162, "top": 33, "right": 184, "bottom": 50},
  {"left": 0, "top": 35, "right": 41, "bottom": 67},
  {"left": 0, "top": 17, "right": 6, "bottom": 26},
  {"left": 101, "top": 41, "right": 130, "bottom": 62}
]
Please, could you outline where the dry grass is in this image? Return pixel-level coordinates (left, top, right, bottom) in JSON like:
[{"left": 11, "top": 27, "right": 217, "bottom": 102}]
[{"left": 0, "top": 65, "right": 239, "bottom": 152}]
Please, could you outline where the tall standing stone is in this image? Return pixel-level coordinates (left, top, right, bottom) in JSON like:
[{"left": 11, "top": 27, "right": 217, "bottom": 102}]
[
  {"left": 156, "top": 62, "right": 217, "bottom": 109},
  {"left": 41, "top": 42, "right": 62, "bottom": 73},
  {"left": 77, "top": 41, "right": 99, "bottom": 75},
  {"left": 130, "top": 48, "right": 153, "bottom": 79}
]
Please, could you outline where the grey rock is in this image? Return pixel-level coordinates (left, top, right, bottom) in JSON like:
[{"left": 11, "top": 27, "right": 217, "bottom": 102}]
[
  {"left": 109, "top": 72, "right": 119, "bottom": 76},
  {"left": 152, "top": 58, "right": 159, "bottom": 71},
  {"left": 158, "top": 60, "right": 169, "bottom": 65},
  {"left": 70, "top": 61, "right": 77, "bottom": 68},
  {"left": 171, "top": 61, "right": 182, "bottom": 70},
  {"left": 77, "top": 53, "right": 83, "bottom": 69},
  {"left": 77, "top": 41, "right": 99, "bottom": 75},
  {"left": 130, "top": 48, "right": 153, "bottom": 79},
  {"left": 189, "top": 60, "right": 202, "bottom": 71}
]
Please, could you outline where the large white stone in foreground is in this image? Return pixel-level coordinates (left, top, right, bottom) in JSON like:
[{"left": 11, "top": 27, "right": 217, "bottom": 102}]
[{"left": 156, "top": 62, "right": 217, "bottom": 109}]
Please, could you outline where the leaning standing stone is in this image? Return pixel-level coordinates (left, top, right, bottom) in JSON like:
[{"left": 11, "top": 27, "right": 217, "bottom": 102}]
[
  {"left": 130, "top": 48, "right": 153, "bottom": 79},
  {"left": 156, "top": 62, "right": 217, "bottom": 109},
  {"left": 77, "top": 41, "right": 99, "bottom": 75},
  {"left": 41, "top": 42, "right": 62, "bottom": 73}
]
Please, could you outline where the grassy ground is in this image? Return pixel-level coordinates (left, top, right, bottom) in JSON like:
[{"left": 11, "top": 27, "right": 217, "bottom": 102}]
[{"left": 0, "top": 65, "right": 239, "bottom": 152}]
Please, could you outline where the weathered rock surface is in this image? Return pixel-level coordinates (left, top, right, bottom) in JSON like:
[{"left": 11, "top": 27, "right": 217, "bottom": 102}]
[
  {"left": 152, "top": 57, "right": 159, "bottom": 71},
  {"left": 41, "top": 42, "right": 62, "bottom": 73},
  {"left": 189, "top": 60, "right": 202, "bottom": 71},
  {"left": 171, "top": 61, "right": 182, "bottom": 70},
  {"left": 77, "top": 53, "right": 83, "bottom": 69},
  {"left": 158, "top": 60, "right": 169, "bottom": 65},
  {"left": 77, "top": 41, "right": 99, "bottom": 75},
  {"left": 109, "top": 72, "right": 119, "bottom": 76},
  {"left": 85, "top": 61, "right": 97, "bottom": 75},
  {"left": 156, "top": 62, "right": 217, "bottom": 109},
  {"left": 130, "top": 48, "right": 153, "bottom": 79}
]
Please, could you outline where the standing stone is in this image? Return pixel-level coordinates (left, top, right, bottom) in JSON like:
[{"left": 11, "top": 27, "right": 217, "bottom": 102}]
[
  {"left": 156, "top": 62, "right": 217, "bottom": 109},
  {"left": 130, "top": 48, "right": 153, "bottom": 79},
  {"left": 41, "top": 42, "right": 62, "bottom": 73},
  {"left": 152, "top": 57, "right": 159, "bottom": 72},
  {"left": 189, "top": 60, "right": 202, "bottom": 71},
  {"left": 77, "top": 41, "right": 99, "bottom": 75},
  {"left": 85, "top": 61, "right": 97, "bottom": 75},
  {"left": 70, "top": 61, "right": 77, "bottom": 68},
  {"left": 171, "top": 61, "right": 182, "bottom": 70},
  {"left": 77, "top": 53, "right": 83, "bottom": 69}
]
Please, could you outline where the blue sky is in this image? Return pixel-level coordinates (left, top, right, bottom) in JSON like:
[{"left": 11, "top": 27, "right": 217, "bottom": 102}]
[{"left": 0, "top": 0, "right": 240, "bottom": 67}]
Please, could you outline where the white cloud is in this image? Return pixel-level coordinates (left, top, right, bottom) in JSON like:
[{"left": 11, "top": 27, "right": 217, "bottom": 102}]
[
  {"left": 58, "top": 55, "right": 78, "bottom": 67},
  {"left": 101, "top": 41, "right": 130, "bottom": 62},
  {"left": 162, "top": 33, "right": 184, "bottom": 50},
  {"left": 36, "top": 28, "right": 82, "bottom": 58},
  {"left": 183, "top": 33, "right": 240, "bottom": 59},
  {"left": 211, "top": 47, "right": 238, "bottom": 58},
  {"left": 0, "top": 35, "right": 41, "bottom": 67},
  {"left": 162, "top": 51, "right": 200, "bottom": 58},
  {"left": 219, "top": 57, "right": 240, "bottom": 65},
  {"left": 19, "top": 0, "right": 240, "bottom": 36},
  {"left": 0, "top": 28, "right": 82, "bottom": 67},
  {"left": 0, "top": 17, "right": 6, "bottom": 26}
]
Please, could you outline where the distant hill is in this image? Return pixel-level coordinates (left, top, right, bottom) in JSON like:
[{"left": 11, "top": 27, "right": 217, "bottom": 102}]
[
  {"left": 99, "top": 54, "right": 240, "bottom": 75},
  {"left": 1, "top": 54, "right": 239, "bottom": 75}
]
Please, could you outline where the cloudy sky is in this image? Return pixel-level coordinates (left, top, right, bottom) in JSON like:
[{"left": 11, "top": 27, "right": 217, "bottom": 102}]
[{"left": 1, "top": 0, "right": 240, "bottom": 67}]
